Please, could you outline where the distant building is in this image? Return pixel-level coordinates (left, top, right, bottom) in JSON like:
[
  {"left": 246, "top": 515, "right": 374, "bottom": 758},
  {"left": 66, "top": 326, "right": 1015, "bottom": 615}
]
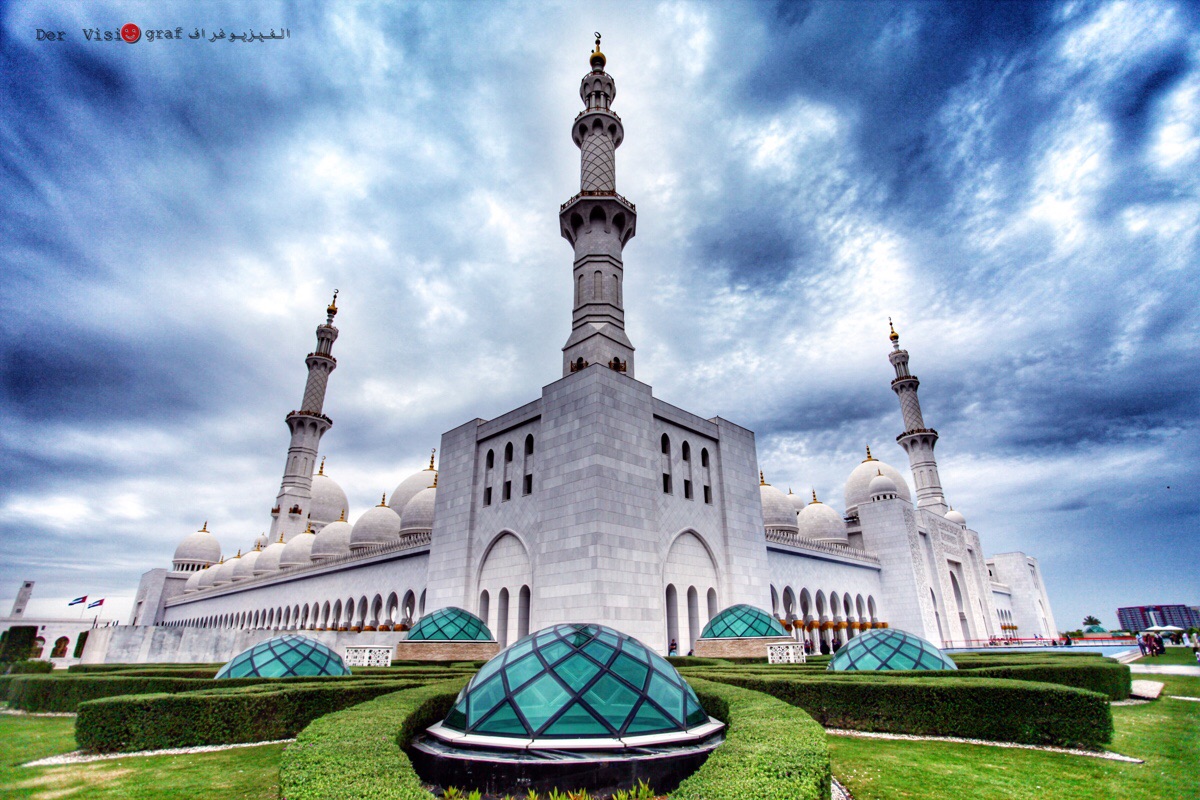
[{"left": 1117, "top": 604, "right": 1200, "bottom": 632}]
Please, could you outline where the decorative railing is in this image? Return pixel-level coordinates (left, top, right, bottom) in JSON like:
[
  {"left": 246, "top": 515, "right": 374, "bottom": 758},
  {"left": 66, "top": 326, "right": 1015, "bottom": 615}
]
[
  {"left": 172, "top": 531, "right": 432, "bottom": 604},
  {"left": 574, "top": 108, "right": 622, "bottom": 123},
  {"left": 306, "top": 352, "right": 337, "bottom": 363},
  {"left": 764, "top": 529, "right": 881, "bottom": 565},
  {"left": 287, "top": 409, "right": 333, "bottom": 424},
  {"left": 890, "top": 375, "right": 918, "bottom": 386},
  {"left": 897, "top": 427, "right": 937, "bottom": 441},
  {"left": 560, "top": 190, "right": 636, "bottom": 212}
]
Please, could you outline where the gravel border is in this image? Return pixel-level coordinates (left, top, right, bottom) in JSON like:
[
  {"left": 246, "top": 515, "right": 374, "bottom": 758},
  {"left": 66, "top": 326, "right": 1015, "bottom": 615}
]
[
  {"left": 1111, "top": 699, "right": 1150, "bottom": 706},
  {"left": 1168, "top": 695, "right": 1200, "bottom": 702},
  {"left": 23, "top": 739, "right": 295, "bottom": 767},
  {"left": 825, "top": 729, "right": 1143, "bottom": 763},
  {"left": 1, "top": 709, "right": 76, "bottom": 718},
  {"left": 832, "top": 775, "right": 854, "bottom": 800}
]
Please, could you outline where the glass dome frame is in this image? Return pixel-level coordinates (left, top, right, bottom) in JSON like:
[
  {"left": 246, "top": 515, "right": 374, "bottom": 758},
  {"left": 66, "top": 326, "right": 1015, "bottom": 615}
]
[
  {"left": 827, "top": 628, "right": 957, "bottom": 672},
  {"left": 700, "top": 604, "right": 788, "bottom": 639},
  {"left": 214, "top": 634, "right": 350, "bottom": 679},
  {"left": 406, "top": 606, "right": 494, "bottom": 641}
]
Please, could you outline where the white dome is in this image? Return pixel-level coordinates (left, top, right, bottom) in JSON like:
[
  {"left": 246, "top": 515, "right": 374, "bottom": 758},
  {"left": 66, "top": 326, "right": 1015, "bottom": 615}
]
[
  {"left": 389, "top": 455, "right": 438, "bottom": 518},
  {"left": 253, "top": 532, "right": 269, "bottom": 549},
  {"left": 281, "top": 528, "right": 316, "bottom": 569},
  {"left": 787, "top": 489, "right": 807, "bottom": 513},
  {"left": 311, "top": 519, "right": 352, "bottom": 562},
  {"left": 213, "top": 552, "right": 242, "bottom": 586},
  {"left": 349, "top": 499, "right": 402, "bottom": 551},
  {"left": 172, "top": 523, "right": 221, "bottom": 569},
  {"left": 196, "top": 564, "right": 219, "bottom": 590},
  {"left": 254, "top": 536, "right": 288, "bottom": 574},
  {"left": 844, "top": 449, "right": 911, "bottom": 515},
  {"left": 797, "top": 493, "right": 846, "bottom": 542},
  {"left": 232, "top": 547, "right": 262, "bottom": 581},
  {"left": 309, "top": 468, "right": 349, "bottom": 526},
  {"left": 945, "top": 508, "right": 967, "bottom": 527},
  {"left": 759, "top": 475, "right": 798, "bottom": 530},
  {"left": 183, "top": 570, "right": 203, "bottom": 593},
  {"left": 400, "top": 485, "right": 437, "bottom": 534},
  {"left": 868, "top": 472, "right": 900, "bottom": 499}
]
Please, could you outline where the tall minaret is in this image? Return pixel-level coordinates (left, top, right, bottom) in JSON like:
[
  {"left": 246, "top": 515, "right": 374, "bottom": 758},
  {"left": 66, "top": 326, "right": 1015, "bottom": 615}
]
[
  {"left": 888, "top": 319, "right": 948, "bottom": 512},
  {"left": 559, "top": 33, "right": 638, "bottom": 378},
  {"left": 268, "top": 292, "right": 340, "bottom": 542}
]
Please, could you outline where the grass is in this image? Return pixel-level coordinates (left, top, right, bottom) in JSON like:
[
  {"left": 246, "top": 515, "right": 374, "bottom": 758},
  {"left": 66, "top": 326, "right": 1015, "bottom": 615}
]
[
  {"left": 1132, "top": 647, "right": 1199, "bottom": 666},
  {"left": 0, "top": 712, "right": 283, "bottom": 800},
  {"left": 828, "top": 675, "right": 1200, "bottom": 799}
]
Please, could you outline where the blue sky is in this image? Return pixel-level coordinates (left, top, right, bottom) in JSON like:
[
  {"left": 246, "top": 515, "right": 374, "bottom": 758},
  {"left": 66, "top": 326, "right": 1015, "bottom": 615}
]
[{"left": 1, "top": 1, "right": 1197, "bottom": 631}]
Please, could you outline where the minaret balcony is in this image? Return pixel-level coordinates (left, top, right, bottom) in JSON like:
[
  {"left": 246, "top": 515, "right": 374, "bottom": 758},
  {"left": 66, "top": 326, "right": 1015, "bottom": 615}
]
[
  {"left": 897, "top": 427, "right": 938, "bottom": 441},
  {"left": 560, "top": 190, "right": 636, "bottom": 213},
  {"left": 286, "top": 409, "right": 333, "bottom": 424},
  {"left": 306, "top": 352, "right": 337, "bottom": 364},
  {"left": 891, "top": 375, "right": 919, "bottom": 387}
]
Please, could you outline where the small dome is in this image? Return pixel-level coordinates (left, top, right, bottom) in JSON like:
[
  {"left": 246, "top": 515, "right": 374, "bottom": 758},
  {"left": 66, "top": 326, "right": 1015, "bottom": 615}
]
[
  {"left": 797, "top": 492, "right": 846, "bottom": 542},
  {"left": 309, "top": 465, "right": 349, "bottom": 526},
  {"left": 828, "top": 629, "right": 957, "bottom": 672},
  {"left": 787, "top": 489, "right": 807, "bottom": 513},
  {"left": 407, "top": 607, "right": 493, "bottom": 641},
  {"left": 172, "top": 522, "right": 221, "bottom": 569},
  {"left": 868, "top": 472, "right": 899, "bottom": 500},
  {"left": 254, "top": 535, "right": 288, "bottom": 575},
  {"left": 232, "top": 547, "right": 262, "bottom": 581},
  {"left": 700, "top": 604, "right": 788, "bottom": 639},
  {"left": 183, "top": 570, "right": 203, "bottom": 593},
  {"left": 196, "top": 564, "right": 219, "bottom": 590},
  {"left": 436, "top": 623, "right": 713, "bottom": 743},
  {"left": 311, "top": 516, "right": 352, "bottom": 562},
  {"left": 253, "top": 532, "right": 269, "bottom": 549},
  {"left": 389, "top": 454, "right": 438, "bottom": 519},
  {"left": 400, "top": 484, "right": 437, "bottom": 534},
  {"left": 349, "top": 498, "right": 402, "bottom": 551},
  {"left": 945, "top": 508, "right": 966, "bottom": 527},
  {"left": 215, "top": 634, "right": 350, "bottom": 679},
  {"left": 844, "top": 449, "right": 911, "bottom": 515},
  {"left": 759, "top": 474, "right": 797, "bottom": 530},
  {"left": 213, "top": 552, "right": 242, "bottom": 586},
  {"left": 280, "top": 527, "right": 316, "bottom": 569}
]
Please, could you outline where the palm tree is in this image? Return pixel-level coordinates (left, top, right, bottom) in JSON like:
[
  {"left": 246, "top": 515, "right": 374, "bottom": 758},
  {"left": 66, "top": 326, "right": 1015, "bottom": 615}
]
[{"left": 1083, "top": 615, "right": 1101, "bottom": 626}]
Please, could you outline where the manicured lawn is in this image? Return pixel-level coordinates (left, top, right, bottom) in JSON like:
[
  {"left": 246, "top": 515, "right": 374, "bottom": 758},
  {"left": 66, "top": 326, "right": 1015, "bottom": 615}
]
[
  {"left": 1133, "top": 646, "right": 1199, "bottom": 666},
  {"left": 0, "top": 712, "right": 283, "bottom": 800},
  {"left": 829, "top": 675, "right": 1200, "bottom": 799}
]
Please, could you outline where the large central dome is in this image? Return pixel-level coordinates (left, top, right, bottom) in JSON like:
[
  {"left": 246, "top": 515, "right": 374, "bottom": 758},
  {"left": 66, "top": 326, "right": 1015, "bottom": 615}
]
[{"left": 433, "top": 623, "right": 714, "bottom": 745}]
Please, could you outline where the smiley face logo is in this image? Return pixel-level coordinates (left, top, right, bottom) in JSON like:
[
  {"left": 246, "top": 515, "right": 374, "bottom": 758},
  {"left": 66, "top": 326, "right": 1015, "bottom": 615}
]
[{"left": 121, "top": 23, "right": 141, "bottom": 43}]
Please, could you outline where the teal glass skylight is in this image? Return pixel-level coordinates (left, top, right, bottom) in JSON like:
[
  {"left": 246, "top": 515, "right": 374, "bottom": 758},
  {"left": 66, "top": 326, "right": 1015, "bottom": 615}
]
[
  {"left": 442, "top": 623, "right": 709, "bottom": 739},
  {"left": 700, "top": 604, "right": 788, "bottom": 638},
  {"left": 407, "top": 606, "right": 493, "bottom": 641},
  {"left": 214, "top": 634, "right": 350, "bottom": 679},
  {"left": 1083, "top": 624, "right": 1107, "bottom": 633},
  {"left": 827, "top": 628, "right": 957, "bottom": 672}
]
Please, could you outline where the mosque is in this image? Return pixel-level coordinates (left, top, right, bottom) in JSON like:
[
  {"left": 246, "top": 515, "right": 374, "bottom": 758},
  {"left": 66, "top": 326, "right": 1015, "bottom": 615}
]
[{"left": 99, "top": 39, "right": 1056, "bottom": 664}]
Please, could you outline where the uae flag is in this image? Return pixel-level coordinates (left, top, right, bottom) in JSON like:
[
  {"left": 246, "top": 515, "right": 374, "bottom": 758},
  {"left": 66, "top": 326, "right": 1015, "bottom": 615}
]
[
  {"left": 68, "top": 596, "right": 87, "bottom": 606},
  {"left": 88, "top": 599, "right": 105, "bottom": 609}
]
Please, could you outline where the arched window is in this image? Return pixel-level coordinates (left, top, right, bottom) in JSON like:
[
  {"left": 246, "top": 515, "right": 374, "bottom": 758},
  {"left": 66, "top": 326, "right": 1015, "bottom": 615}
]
[
  {"left": 497, "top": 588, "right": 511, "bottom": 648},
  {"left": 518, "top": 585, "right": 531, "bottom": 639},
  {"left": 660, "top": 434, "right": 672, "bottom": 494},
  {"left": 486, "top": 450, "right": 494, "bottom": 469},
  {"left": 594, "top": 270, "right": 603, "bottom": 301},
  {"left": 504, "top": 443, "right": 513, "bottom": 462},
  {"left": 665, "top": 584, "right": 679, "bottom": 654},
  {"left": 523, "top": 435, "right": 534, "bottom": 496},
  {"left": 682, "top": 441, "right": 694, "bottom": 499},
  {"left": 503, "top": 442, "right": 513, "bottom": 501},
  {"left": 682, "top": 442, "right": 690, "bottom": 461},
  {"left": 479, "top": 590, "right": 490, "bottom": 628}
]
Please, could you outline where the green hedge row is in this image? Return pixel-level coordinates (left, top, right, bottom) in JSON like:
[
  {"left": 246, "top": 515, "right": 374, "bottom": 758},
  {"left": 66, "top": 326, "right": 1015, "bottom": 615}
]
[
  {"left": 6, "top": 659, "right": 54, "bottom": 674},
  {"left": 76, "top": 680, "right": 423, "bottom": 752},
  {"left": 693, "top": 672, "right": 1112, "bottom": 749},
  {"left": 67, "top": 663, "right": 225, "bottom": 673},
  {"left": 281, "top": 679, "right": 467, "bottom": 800},
  {"left": 671, "top": 678, "right": 829, "bottom": 800}
]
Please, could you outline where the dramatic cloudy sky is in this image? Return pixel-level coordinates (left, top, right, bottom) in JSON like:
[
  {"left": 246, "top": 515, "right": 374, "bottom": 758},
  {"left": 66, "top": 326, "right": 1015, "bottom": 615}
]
[{"left": 2, "top": 1, "right": 1197, "bottom": 631}]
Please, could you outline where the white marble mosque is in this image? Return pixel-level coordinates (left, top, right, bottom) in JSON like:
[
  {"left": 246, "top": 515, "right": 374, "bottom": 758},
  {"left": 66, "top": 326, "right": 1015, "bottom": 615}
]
[{"left": 104, "top": 39, "right": 1056, "bottom": 664}]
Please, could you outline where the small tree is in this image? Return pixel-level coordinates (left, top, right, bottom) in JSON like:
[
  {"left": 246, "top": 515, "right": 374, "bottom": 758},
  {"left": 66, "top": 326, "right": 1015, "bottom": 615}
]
[
  {"left": 0, "top": 625, "right": 38, "bottom": 664},
  {"left": 1082, "top": 615, "right": 1101, "bottom": 626}
]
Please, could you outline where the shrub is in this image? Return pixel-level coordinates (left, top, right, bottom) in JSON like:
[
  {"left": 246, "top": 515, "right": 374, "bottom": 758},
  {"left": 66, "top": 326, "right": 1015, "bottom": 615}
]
[
  {"left": 694, "top": 672, "right": 1112, "bottom": 749},
  {"left": 0, "top": 625, "right": 37, "bottom": 664},
  {"left": 671, "top": 678, "right": 829, "bottom": 800},
  {"left": 935, "top": 661, "right": 1130, "bottom": 700},
  {"left": 666, "top": 656, "right": 730, "bottom": 667},
  {"left": 6, "top": 659, "right": 54, "bottom": 674},
  {"left": 67, "top": 663, "right": 225, "bottom": 673},
  {"left": 76, "top": 679, "right": 424, "bottom": 752},
  {"left": 282, "top": 679, "right": 467, "bottom": 800}
]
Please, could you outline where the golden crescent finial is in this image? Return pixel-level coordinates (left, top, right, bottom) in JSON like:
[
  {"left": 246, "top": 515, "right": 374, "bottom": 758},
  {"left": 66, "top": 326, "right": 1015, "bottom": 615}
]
[
  {"left": 864, "top": 445, "right": 876, "bottom": 462},
  {"left": 888, "top": 317, "right": 899, "bottom": 343},
  {"left": 759, "top": 470, "right": 766, "bottom": 486},
  {"left": 379, "top": 492, "right": 388, "bottom": 507},
  {"left": 428, "top": 448, "right": 436, "bottom": 470},
  {"left": 338, "top": 508, "right": 346, "bottom": 522},
  {"left": 811, "top": 489, "right": 819, "bottom": 504},
  {"left": 200, "top": 521, "right": 208, "bottom": 532},
  {"left": 318, "top": 457, "right": 325, "bottom": 476}
]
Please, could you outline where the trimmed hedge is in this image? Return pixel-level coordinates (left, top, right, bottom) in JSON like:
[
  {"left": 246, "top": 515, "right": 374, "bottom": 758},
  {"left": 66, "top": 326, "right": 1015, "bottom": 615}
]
[
  {"left": 666, "top": 656, "right": 731, "bottom": 667},
  {"left": 695, "top": 672, "right": 1112, "bottom": 749},
  {"left": 6, "top": 659, "right": 54, "bottom": 674},
  {"left": 67, "top": 663, "right": 225, "bottom": 673},
  {"left": 282, "top": 679, "right": 467, "bottom": 800},
  {"left": 671, "top": 678, "right": 829, "bottom": 800},
  {"left": 76, "top": 680, "right": 423, "bottom": 752}
]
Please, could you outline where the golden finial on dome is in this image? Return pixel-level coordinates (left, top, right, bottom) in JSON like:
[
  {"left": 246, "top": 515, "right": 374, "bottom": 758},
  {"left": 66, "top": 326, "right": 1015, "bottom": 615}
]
[
  {"left": 200, "top": 521, "right": 208, "bottom": 532},
  {"left": 864, "top": 445, "right": 876, "bottom": 462},
  {"left": 378, "top": 492, "right": 388, "bottom": 507},
  {"left": 877, "top": 469, "right": 883, "bottom": 477},
  {"left": 327, "top": 289, "right": 339, "bottom": 317},
  {"left": 318, "top": 457, "right": 326, "bottom": 476},
  {"left": 337, "top": 508, "right": 346, "bottom": 522},
  {"left": 888, "top": 317, "right": 899, "bottom": 343},
  {"left": 304, "top": 521, "right": 314, "bottom": 534},
  {"left": 788, "top": 487, "right": 794, "bottom": 495},
  {"left": 810, "top": 489, "right": 819, "bottom": 504},
  {"left": 427, "top": 448, "right": 436, "bottom": 470},
  {"left": 432, "top": 472, "right": 438, "bottom": 488},
  {"left": 590, "top": 31, "right": 606, "bottom": 70},
  {"left": 759, "top": 470, "right": 766, "bottom": 486},
  {"left": 278, "top": 532, "right": 285, "bottom": 544},
  {"left": 234, "top": 549, "right": 241, "bottom": 559}
]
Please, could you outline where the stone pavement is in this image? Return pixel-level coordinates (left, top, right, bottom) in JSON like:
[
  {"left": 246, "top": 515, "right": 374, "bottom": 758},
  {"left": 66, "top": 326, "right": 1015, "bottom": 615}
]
[{"left": 1130, "top": 679, "right": 1164, "bottom": 699}]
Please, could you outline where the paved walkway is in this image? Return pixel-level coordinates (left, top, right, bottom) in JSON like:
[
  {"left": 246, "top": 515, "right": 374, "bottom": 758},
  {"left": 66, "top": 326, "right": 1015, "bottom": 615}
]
[{"left": 1129, "top": 664, "right": 1200, "bottom": 676}]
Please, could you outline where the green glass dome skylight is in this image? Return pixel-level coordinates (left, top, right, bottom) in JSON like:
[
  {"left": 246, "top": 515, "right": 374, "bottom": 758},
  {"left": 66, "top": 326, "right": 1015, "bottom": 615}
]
[
  {"left": 437, "top": 623, "right": 712, "bottom": 743},
  {"left": 407, "top": 606, "right": 493, "bottom": 641},
  {"left": 700, "top": 604, "right": 788, "bottom": 639},
  {"left": 215, "top": 634, "right": 350, "bottom": 679},
  {"left": 827, "top": 628, "right": 957, "bottom": 672},
  {"left": 1083, "top": 624, "right": 1107, "bottom": 633}
]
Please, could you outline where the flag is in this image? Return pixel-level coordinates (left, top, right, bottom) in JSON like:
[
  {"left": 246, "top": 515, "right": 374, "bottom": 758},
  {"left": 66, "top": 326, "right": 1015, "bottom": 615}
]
[
  {"left": 69, "top": 596, "right": 87, "bottom": 606},
  {"left": 88, "top": 599, "right": 104, "bottom": 609}
]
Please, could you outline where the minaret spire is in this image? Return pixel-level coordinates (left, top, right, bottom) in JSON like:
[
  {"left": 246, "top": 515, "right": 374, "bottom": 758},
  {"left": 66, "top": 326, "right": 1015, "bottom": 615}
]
[
  {"left": 887, "top": 320, "right": 947, "bottom": 512},
  {"left": 560, "top": 33, "right": 638, "bottom": 378},
  {"left": 268, "top": 293, "right": 341, "bottom": 542}
]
